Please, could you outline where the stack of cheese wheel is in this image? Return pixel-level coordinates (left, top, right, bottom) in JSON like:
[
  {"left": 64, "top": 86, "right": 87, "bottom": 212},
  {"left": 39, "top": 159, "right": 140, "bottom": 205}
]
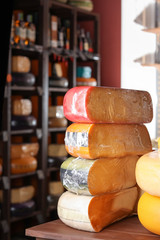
[
  {"left": 0, "top": 185, "right": 36, "bottom": 217},
  {"left": 11, "top": 98, "right": 37, "bottom": 130},
  {"left": 11, "top": 142, "right": 39, "bottom": 174},
  {"left": 136, "top": 138, "right": 160, "bottom": 235},
  {"left": 57, "top": 86, "right": 153, "bottom": 232},
  {"left": 11, "top": 56, "right": 36, "bottom": 86}
]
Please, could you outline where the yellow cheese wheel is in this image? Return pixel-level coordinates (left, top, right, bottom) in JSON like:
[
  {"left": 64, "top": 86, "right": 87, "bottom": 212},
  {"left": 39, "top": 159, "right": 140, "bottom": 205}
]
[
  {"left": 136, "top": 150, "right": 160, "bottom": 197},
  {"left": 138, "top": 192, "right": 160, "bottom": 235}
]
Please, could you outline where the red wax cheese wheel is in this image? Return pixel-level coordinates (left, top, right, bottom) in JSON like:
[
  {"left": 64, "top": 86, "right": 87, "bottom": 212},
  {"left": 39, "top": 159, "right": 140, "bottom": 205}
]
[
  {"left": 11, "top": 157, "right": 38, "bottom": 174},
  {"left": 65, "top": 123, "right": 152, "bottom": 159},
  {"left": 58, "top": 187, "right": 138, "bottom": 232},
  {"left": 63, "top": 86, "right": 153, "bottom": 123},
  {"left": 138, "top": 192, "right": 160, "bottom": 235},
  {"left": 11, "top": 143, "right": 39, "bottom": 160}
]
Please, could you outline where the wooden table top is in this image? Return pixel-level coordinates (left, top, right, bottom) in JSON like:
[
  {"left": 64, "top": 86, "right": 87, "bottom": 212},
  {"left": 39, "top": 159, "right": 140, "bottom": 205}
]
[{"left": 26, "top": 216, "right": 160, "bottom": 240}]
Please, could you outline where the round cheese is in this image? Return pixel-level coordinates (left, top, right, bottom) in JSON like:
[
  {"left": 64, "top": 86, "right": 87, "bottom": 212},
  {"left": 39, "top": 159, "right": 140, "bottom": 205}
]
[
  {"left": 136, "top": 150, "right": 160, "bottom": 197},
  {"left": 138, "top": 192, "right": 160, "bottom": 235}
]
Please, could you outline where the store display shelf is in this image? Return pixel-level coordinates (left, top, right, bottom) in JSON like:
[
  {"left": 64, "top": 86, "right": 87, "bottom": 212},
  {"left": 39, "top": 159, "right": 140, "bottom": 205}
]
[
  {"left": 11, "top": 129, "right": 35, "bottom": 135},
  {"left": 11, "top": 210, "right": 41, "bottom": 223},
  {"left": 11, "top": 44, "right": 43, "bottom": 54},
  {"left": 49, "top": 87, "right": 69, "bottom": 93},
  {"left": 77, "top": 51, "right": 100, "bottom": 61},
  {"left": 48, "top": 127, "right": 67, "bottom": 133},
  {"left": 11, "top": 86, "right": 37, "bottom": 92},
  {"left": 47, "top": 167, "right": 59, "bottom": 173},
  {"left": 48, "top": 47, "right": 74, "bottom": 58},
  {"left": 11, "top": 171, "right": 37, "bottom": 180},
  {"left": 142, "top": 27, "right": 160, "bottom": 34},
  {"left": 141, "top": 63, "right": 160, "bottom": 70}
]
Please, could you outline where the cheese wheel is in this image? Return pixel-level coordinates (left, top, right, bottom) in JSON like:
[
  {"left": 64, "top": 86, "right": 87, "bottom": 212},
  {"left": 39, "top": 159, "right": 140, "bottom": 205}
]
[
  {"left": 58, "top": 187, "right": 138, "bottom": 232},
  {"left": 11, "top": 157, "right": 37, "bottom": 174},
  {"left": 60, "top": 156, "right": 138, "bottom": 195},
  {"left": 0, "top": 186, "right": 35, "bottom": 204},
  {"left": 136, "top": 150, "right": 160, "bottom": 197},
  {"left": 12, "top": 72, "right": 36, "bottom": 86},
  {"left": 12, "top": 99, "right": 32, "bottom": 116},
  {"left": 12, "top": 56, "right": 31, "bottom": 73},
  {"left": 63, "top": 86, "right": 153, "bottom": 124},
  {"left": 76, "top": 78, "right": 97, "bottom": 86},
  {"left": 138, "top": 192, "right": 160, "bottom": 235},
  {"left": 11, "top": 143, "right": 39, "bottom": 159},
  {"left": 48, "top": 117, "right": 68, "bottom": 128},
  {"left": 49, "top": 181, "right": 64, "bottom": 196},
  {"left": 11, "top": 200, "right": 36, "bottom": 217},
  {"left": 48, "top": 106, "right": 64, "bottom": 118},
  {"left": 48, "top": 144, "right": 68, "bottom": 157},
  {"left": 11, "top": 115, "right": 37, "bottom": 130},
  {"left": 65, "top": 123, "right": 152, "bottom": 159}
]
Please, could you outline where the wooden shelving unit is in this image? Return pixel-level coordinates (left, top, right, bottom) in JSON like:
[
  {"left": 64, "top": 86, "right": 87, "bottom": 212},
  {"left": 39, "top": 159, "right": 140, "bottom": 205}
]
[{"left": 0, "top": 1, "right": 100, "bottom": 239}]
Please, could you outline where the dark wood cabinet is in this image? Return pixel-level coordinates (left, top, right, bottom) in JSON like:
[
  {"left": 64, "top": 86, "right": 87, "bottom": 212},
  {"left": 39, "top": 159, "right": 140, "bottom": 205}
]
[{"left": 0, "top": 1, "right": 100, "bottom": 239}]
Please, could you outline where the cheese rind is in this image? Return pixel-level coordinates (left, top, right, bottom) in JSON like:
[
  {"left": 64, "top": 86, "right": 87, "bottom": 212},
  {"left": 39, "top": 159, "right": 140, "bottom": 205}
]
[
  {"left": 12, "top": 99, "right": 32, "bottom": 116},
  {"left": 11, "top": 157, "right": 37, "bottom": 174},
  {"left": 48, "top": 106, "right": 64, "bottom": 118},
  {"left": 60, "top": 156, "right": 138, "bottom": 195},
  {"left": 63, "top": 86, "right": 153, "bottom": 123},
  {"left": 11, "top": 143, "right": 39, "bottom": 159},
  {"left": 49, "top": 181, "right": 64, "bottom": 196},
  {"left": 12, "top": 56, "right": 31, "bottom": 73},
  {"left": 0, "top": 186, "right": 35, "bottom": 204},
  {"left": 48, "top": 144, "right": 68, "bottom": 157},
  {"left": 136, "top": 150, "right": 160, "bottom": 197},
  {"left": 58, "top": 187, "right": 138, "bottom": 232},
  {"left": 48, "top": 117, "right": 67, "bottom": 128},
  {"left": 65, "top": 123, "right": 152, "bottom": 159},
  {"left": 138, "top": 192, "right": 160, "bottom": 235}
]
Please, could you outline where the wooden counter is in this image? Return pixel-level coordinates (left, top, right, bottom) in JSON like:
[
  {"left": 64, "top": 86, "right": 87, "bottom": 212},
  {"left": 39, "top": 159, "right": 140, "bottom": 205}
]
[{"left": 26, "top": 216, "right": 160, "bottom": 240}]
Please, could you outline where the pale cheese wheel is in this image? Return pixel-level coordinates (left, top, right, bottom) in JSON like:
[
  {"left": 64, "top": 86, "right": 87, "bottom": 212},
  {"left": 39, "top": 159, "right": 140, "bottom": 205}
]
[
  {"left": 49, "top": 181, "right": 64, "bottom": 196},
  {"left": 136, "top": 150, "right": 160, "bottom": 197},
  {"left": 58, "top": 187, "right": 138, "bottom": 232},
  {"left": 0, "top": 185, "right": 35, "bottom": 204},
  {"left": 12, "top": 99, "right": 32, "bottom": 116},
  {"left": 48, "top": 144, "right": 68, "bottom": 157},
  {"left": 12, "top": 56, "right": 31, "bottom": 73}
]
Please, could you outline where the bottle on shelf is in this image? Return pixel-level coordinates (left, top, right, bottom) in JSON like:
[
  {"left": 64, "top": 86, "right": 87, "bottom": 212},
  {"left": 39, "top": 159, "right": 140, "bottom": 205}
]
[
  {"left": 86, "top": 31, "right": 93, "bottom": 53},
  {"left": 58, "top": 18, "right": 64, "bottom": 49},
  {"left": 14, "top": 12, "right": 27, "bottom": 47},
  {"left": 25, "top": 14, "right": 36, "bottom": 47},
  {"left": 64, "top": 20, "right": 70, "bottom": 50}
]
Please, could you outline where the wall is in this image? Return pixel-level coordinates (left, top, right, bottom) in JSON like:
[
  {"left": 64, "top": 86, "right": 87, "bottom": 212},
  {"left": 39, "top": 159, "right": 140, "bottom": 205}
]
[
  {"left": 92, "top": 0, "right": 121, "bottom": 87},
  {"left": 121, "top": 0, "right": 157, "bottom": 139}
]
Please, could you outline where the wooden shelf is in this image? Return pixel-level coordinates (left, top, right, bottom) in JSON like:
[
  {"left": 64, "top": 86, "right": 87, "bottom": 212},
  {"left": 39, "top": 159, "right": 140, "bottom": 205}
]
[
  {"left": 11, "top": 210, "right": 41, "bottom": 223},
  {"left": 142, "top": 27, "right": 160, "bottom": 34},
  {"left": 26, "top": 216, "right": 159, "bottom": 240},
  {"left": 141, "top": 63, "right": 160, "bottom": 70}
]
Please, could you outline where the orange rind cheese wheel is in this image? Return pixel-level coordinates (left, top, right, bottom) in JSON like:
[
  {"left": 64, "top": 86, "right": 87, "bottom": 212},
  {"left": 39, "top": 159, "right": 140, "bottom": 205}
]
[
  {"left": 11, "top": 157, "right": 37, "bottom": 174},
  {"left": 65, "top": 123, "right": 152, "bottom": 159},
  {"left": 138, "top": 192, "right": 160, "bottom": 235}
]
